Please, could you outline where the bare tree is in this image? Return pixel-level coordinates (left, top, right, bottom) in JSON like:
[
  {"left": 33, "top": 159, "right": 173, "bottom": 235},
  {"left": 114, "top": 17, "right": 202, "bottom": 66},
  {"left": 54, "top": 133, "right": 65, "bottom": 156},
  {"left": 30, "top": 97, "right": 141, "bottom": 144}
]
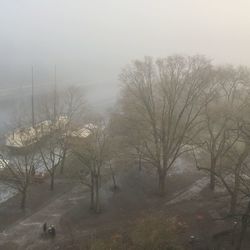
[
  {"left": 59, "top": 86, "right": 86, "bottom": 174},
  {"left": 192, "top": 66, "right": 250, "bottom": 214},
  {"left": 0, "top": 145, "right": 38, "bottom": 209},
  {"left": 38, "top": 131, "right": 63, "bottom": 191},
  {"left": 35, "top": 85, "right": 85, "bottom": 188},
  {"left": 71, "top": 118, "right": 110, "bottom": 213},
  {"left": 235, "top": 200, "right": 250, "bottom": 250},
  {"left": 197, "top": 66, "right": 249, "bottom": 191},
  {"left": 119, "top": 55, "right": 211, "bottom": 195},
  {"left": 217, "top": 141, "right": 249, "bottom": 214}
]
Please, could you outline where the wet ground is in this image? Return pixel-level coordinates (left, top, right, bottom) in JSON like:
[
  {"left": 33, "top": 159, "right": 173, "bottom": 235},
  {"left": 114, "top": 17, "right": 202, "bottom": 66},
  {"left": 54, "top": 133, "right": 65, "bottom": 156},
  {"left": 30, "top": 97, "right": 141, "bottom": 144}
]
[{"left": 0, "top": 156, "right": 249, "bottom": 250}]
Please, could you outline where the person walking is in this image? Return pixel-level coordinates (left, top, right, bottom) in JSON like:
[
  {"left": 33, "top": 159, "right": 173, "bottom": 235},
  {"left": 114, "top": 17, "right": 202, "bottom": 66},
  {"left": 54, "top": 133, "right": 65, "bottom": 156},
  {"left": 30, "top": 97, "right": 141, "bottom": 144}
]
[{"left": 50, "top": 225, "right": 56, "bottom": 237}]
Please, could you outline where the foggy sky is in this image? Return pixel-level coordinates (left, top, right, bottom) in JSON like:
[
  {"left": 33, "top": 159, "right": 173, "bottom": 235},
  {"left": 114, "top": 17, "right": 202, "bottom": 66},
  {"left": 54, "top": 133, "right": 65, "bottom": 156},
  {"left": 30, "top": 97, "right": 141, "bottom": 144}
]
[{"left": 1, "top": 0, "right": 250, "bottom": 97}]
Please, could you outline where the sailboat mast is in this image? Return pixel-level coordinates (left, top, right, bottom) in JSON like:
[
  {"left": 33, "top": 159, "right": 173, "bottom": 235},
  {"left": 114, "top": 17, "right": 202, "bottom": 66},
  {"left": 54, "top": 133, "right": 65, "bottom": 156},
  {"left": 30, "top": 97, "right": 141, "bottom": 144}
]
[
  {"left": 53, "top": 65, "right": 57, "bottom": 121},
  {"left": 31, "top": 66, "right": 35, "bottom": 128}
]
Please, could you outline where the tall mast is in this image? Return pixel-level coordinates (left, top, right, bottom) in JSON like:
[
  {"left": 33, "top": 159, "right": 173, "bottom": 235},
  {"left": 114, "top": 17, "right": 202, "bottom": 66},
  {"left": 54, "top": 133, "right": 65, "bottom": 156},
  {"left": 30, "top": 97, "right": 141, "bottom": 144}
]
[
  {"left": 53, "top": 65, "right": 57, "bottom": 121},
  {"left": 31, "top": 66, "right": 35, "bottom": 128}
]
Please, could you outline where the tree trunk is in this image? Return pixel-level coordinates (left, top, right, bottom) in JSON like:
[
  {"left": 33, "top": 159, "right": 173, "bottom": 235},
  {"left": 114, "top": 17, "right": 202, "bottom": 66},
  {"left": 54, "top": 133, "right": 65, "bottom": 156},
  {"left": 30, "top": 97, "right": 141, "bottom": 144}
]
[
  {"left": 20, "top": 189, "right": 27, "bottom": 210},
  {"left": 50, "top": 172, "right": 55, "bottom": 191},
  {"left": 90, "top": 172, "right": 94, "bottom": 210},
  {"left": 138, "top": 153, "right": 142, "bottom": 172},
  {"left": 230, "top": 169, "right": 240, "bottom": 214},
  {"left": 230, "top": 193, "right": 238, "bottom": 215},
  {"left": 235, "top": 201, "right": 250, "bottom": 250},
  {"left": 109, "top": 163, "right": 118, "bottom": 190},
  {"left": 90, "top": 186, "right": 94, "bottom": 210},
  {"left": 210, "top": 157, "right": 216, "bottom": 191},
  {"left": 158, "top": 170, "right": 166, "bottom": 196},
  {"left": 111, "top": 173, "right": 117, "bottom": 190},
  {"left": 60, "top": 149, "right": 67, "bottom": 174},
  {"left": 94, "top": 176, "right": 100, "bottom": 213},
  {"left": 31, "top": 165, "right": 36, "bottom": 176}
]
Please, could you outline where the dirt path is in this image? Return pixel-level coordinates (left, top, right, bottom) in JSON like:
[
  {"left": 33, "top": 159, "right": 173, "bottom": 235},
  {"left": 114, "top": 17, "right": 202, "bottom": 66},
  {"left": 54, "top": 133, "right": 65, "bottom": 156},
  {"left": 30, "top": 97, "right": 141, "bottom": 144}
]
[{"left": 0, "top": 184, "right": 88, "bottom": 250}]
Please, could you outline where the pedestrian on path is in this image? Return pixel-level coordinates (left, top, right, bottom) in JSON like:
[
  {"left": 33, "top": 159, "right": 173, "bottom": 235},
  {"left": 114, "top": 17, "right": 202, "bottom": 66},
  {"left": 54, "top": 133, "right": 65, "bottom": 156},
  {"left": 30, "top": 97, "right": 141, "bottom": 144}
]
[{"left": 48, "top": 225, "right": 56, "bottom": 238}]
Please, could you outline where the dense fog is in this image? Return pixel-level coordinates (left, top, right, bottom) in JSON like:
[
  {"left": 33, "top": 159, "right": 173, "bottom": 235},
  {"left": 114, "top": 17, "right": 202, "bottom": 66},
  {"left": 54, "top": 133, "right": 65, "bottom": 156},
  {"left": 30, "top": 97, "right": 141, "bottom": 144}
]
[
  {"left": 1, "top": 1, "right": 250, "bottom": 250},
  {"left": 1, "top": 0, "right": 250, "bottom": 97}
]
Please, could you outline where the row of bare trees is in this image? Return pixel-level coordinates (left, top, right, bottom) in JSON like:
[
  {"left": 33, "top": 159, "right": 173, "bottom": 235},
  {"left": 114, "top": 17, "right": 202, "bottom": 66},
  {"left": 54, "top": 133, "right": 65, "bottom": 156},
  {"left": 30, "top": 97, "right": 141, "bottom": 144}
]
[
  {"left": 1, "top": 55, "right": 250, "bottom": 250},
  {"left": 0, "top": 83, "right": 116, "bottom": 214},
  {"left": 0, "top": 86, "right": 86, "bottom": 209},
  {"left": 111, "top": 55, "right": 250, "bottom": 217},
  {"left": 108, "top": 55, "right": 250, "bottom": 250},
  {"left": 2, "top": 55, "right": 250, "bottom": 220}
]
